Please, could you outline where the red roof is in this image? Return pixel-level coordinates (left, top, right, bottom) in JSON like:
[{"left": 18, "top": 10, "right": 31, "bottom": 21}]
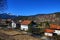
[
  {"left": 50, "top": 24, "right": 57, "bottom": 29},
  {"left": 45, "top": 29, "right": 54, "bottom": 33},
  {"left": 21, "top": 20, "right": 32, "bottom": 25},
  {"left": 50, "top": 24, "right": 60, "bottom": 29}
]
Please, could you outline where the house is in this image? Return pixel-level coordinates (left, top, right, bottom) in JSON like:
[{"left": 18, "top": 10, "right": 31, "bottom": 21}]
[
  {"left": 44, "top": 24, "right": 60, "bottom": 37},
  {"left": 11, "top": 20, "right": 16, "bottom": 28},
  {"left": 6, "top": 19, "right": 16, "bottom": 29},
  {"left": 1, "top": 19, "right": 6, "bottom": 24},
  {"left": 44, "top": 29, "right": 54, "bottom": 36},
  {"left": 20, "top": 20, "right": 37, "bottom": 31},
  {"left": 0, "top": 18, "right": 17, "bottom": 29}
]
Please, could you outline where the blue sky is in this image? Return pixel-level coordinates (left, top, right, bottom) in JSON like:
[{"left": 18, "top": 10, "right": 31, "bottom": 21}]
[{"left": 7, "top": 0, "right": 60, "bottom": 16}]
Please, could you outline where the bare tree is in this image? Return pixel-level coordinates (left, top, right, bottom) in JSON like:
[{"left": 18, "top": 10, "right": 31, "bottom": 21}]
[{"left": 0, "top": 0, "right": 7, "bottom": 13}]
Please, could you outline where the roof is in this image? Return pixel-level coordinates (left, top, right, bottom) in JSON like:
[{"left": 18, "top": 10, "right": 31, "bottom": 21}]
[
  {"left": 50, "top": 24, "right": 60, "bottom": 29},
  {"left": 21, "top": 20, "right": 32, "bottom": 25},
  {"left": 50, "top": 24, "right": 57, "bottom": 29},
  {"left": 45, "top": 29, "right": 54, "bottom": 33}
]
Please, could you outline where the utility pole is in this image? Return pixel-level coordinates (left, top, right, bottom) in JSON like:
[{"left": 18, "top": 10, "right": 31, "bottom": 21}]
[{"left": 0, "top": 0, "right": 7, "bottom": 13}]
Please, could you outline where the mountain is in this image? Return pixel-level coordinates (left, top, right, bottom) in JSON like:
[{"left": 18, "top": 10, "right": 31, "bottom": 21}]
[{"left": 0, "top": 13, "right": 17, "bottom": 19}]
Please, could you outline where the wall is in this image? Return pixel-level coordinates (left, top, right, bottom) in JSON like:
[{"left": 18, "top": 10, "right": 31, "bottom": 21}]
[{"left": 21, "top": 25, "right": 28, "bottom": 31}]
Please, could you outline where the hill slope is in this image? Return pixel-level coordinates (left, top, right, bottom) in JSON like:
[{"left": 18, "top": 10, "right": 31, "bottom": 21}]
[{"left": 0, "top": 12, "right": 60, "bottom": 24}]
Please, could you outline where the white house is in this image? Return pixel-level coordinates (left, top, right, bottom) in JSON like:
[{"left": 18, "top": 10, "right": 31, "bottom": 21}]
[
  {"left": 54, "top": 30, "right": 60, "bottom": 35},
  {"left": 11, "top": 21, "right": 16, "bottom": 28},
  {"left": 44, "top": 32, "right": 53, "bottom": 36},
  {"left": 44, "top": 29, "right": 54, "bottom": 36},
  {"left": 20, "top": 20, "right": 32, "bottom": 31}
]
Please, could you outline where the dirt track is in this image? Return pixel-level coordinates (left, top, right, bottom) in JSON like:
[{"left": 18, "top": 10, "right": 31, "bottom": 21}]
[
  {"left": 0, "top": 29, "right": 41, "bottom": 40},
  {"left": 13, "top": 35, "right": 41, "bottom": 40}
]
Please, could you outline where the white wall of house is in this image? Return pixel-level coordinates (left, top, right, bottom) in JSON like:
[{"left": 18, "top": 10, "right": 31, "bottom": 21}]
[
  {"left": 54, "top": 30, "right": 60, "bottom": 35},
  {"left": 21, "top": 25, "right": 28, "bottom": 31},
  {"left": 12, "top": 22, "right": 16, "bottom": 28},
  {"left": 44, "top": 32, "right": 53, "bottom": 36}
]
